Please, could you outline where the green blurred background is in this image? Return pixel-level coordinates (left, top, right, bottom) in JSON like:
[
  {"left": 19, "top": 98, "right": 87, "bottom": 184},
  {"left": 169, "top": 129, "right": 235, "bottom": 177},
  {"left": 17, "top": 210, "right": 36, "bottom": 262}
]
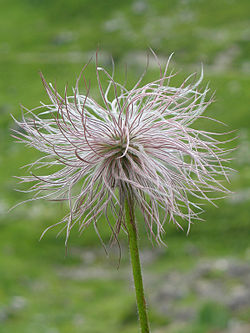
[{"left": 0, "top": 1, "right": 250, "bottom": 332}]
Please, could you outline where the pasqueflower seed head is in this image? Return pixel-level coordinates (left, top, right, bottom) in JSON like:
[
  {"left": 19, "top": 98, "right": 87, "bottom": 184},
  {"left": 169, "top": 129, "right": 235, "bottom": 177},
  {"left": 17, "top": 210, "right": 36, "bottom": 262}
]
[{"left": 12, "top": 54, "right": 232, "bottom": 246}]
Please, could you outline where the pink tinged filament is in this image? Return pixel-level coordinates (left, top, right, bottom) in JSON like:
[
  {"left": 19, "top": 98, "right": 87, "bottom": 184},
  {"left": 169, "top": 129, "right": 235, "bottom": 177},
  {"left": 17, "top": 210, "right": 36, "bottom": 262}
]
[{"left": 12, "top": 54, "right": 233, "bottom": 247}]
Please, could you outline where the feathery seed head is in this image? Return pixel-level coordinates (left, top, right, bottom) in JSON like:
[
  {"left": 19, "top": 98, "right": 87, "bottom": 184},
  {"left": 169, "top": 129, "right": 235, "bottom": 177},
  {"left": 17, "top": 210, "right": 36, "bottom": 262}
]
[{"left": 12, "top": 54, "right": 232, "bottom": 246}]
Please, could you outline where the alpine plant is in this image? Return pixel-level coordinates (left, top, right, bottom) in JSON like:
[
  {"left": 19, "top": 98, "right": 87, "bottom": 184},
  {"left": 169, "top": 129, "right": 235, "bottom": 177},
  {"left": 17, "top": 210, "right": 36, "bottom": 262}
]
[{"left": 12, "top": 55, "right": 231, "bottom": 246}]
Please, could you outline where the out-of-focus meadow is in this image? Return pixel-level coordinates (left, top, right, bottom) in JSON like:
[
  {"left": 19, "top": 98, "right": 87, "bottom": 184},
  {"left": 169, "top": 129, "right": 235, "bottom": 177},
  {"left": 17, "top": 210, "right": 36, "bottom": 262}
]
[{"left": 0, "top": 1, "right": 250, "bottom": 332}]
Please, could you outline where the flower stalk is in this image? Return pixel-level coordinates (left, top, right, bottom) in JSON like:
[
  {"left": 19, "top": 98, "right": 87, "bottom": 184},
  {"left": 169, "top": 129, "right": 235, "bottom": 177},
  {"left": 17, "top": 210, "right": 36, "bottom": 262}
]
[{"left": 125, "top": 191, "right": 150, "bottom": 333}]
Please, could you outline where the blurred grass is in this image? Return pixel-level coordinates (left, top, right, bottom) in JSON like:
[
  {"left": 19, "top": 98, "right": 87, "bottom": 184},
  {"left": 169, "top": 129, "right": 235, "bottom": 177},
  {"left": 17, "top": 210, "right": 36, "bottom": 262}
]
[{"left": 0, "top": 0, "right": 250, "bottom": 332}]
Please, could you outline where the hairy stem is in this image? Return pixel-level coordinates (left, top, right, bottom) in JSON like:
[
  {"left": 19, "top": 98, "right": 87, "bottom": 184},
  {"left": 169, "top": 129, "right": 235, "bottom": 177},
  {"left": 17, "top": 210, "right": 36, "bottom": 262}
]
[{"left": 125, "top": 192, "right": 150, "bottom": 333}]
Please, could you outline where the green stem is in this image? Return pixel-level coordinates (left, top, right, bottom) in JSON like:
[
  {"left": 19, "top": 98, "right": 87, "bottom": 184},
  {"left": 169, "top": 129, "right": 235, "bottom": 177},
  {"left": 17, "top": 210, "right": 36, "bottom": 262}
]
[{"left": 125, "top": 193, "right": 150, "bottom": 333}]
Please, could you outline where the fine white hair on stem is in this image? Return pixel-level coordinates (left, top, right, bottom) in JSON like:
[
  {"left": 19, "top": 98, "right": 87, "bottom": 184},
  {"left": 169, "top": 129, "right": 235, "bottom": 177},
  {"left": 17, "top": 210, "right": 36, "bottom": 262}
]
[{"left": 12, "top": 53, "right": 233, "bottom": 247}]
